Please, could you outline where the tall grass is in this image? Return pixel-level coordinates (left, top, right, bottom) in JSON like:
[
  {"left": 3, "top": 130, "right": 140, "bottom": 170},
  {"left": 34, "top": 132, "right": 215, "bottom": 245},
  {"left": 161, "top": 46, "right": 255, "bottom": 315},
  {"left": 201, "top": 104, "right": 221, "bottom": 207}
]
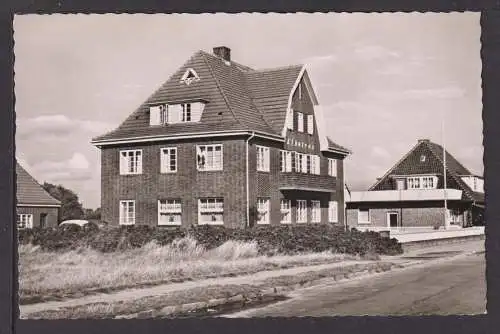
[{"left": 19, "top": 237, "right": 353, "bottom": 301}]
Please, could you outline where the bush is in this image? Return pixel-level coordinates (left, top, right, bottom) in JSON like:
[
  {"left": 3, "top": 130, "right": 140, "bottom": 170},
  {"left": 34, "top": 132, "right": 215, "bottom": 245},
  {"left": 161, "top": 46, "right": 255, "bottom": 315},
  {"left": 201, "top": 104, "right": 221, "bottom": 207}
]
[{"left": 18, "top": 224, "right": 403, "bottom": 256}]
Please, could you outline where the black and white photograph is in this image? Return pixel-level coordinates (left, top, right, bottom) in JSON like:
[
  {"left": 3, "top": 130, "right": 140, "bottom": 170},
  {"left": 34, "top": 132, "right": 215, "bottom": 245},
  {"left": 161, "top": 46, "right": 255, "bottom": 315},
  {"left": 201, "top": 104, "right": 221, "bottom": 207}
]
[{"left": 15, "top": 12, "right": 485, "bottom": 319}]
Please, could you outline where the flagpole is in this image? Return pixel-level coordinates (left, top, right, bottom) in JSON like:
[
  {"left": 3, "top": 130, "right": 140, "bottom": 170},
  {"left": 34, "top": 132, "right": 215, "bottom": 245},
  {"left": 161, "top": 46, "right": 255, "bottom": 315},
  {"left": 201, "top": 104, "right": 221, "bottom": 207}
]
[{"left": 442, "top": 109, "right": 449, "bottom": 230}]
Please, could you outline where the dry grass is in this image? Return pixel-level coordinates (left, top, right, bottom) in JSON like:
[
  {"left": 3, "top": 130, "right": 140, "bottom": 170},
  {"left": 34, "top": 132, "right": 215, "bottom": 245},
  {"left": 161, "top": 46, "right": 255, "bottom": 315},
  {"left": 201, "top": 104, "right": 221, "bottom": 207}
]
[{"left": 19, "top": 237, "right": 356, "bottom": 302}]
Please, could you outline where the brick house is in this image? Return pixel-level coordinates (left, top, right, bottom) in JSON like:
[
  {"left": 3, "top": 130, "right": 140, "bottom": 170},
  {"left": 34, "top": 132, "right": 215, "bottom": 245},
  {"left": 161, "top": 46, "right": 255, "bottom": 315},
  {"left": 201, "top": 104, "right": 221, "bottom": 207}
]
[
  {"left": 92, "top": 46, "right": 351, "bottom": 228},
  {"left": 16, "top": 161, "right": 61, "bottom": 229},
  {"left": 346, "top": 139, "right": 484, "bottom": 230}
]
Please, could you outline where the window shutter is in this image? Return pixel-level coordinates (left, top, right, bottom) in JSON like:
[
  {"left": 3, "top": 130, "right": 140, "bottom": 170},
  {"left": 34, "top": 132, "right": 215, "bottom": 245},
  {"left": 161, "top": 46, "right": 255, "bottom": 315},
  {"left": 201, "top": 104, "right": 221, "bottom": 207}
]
[
  {"left": 160, "top": 149, "right": 166, "bottom": 173},
  {"left": 149, "top": 106, "right": 162, "bottom": 126},
  {"left": 136, "top": 151, "right": 143, "bottom": 174},
  {"left": 286, "top": 151, "right": 292, "bottom": 172},
  {"left": 298, "top": 112, "right": 304, "bottom": 132},
  {"left": 302, "top": 154, "right": 308, "bottom": 173},
  {"left": 307, "top": 115, "right": 314, "bottom": 134},
  {"left": 119, "top": 152, "right": 126, "bottom": 174}
]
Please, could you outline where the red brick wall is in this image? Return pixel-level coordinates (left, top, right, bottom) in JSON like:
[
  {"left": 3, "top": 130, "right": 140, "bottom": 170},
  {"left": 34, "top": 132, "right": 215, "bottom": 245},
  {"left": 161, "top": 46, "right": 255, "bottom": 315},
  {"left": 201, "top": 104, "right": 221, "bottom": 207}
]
[
  {"left": 16, "top": 206, "right": 59, "bottom": 228},
  {"left": 101, "top": 137, "right": 247, "bottom": 228}
]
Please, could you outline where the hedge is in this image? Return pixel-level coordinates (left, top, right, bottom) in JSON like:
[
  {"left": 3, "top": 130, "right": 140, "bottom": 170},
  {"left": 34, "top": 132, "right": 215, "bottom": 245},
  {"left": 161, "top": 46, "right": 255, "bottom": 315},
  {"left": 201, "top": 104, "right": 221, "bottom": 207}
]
[{"left": 18, "top": 224, "right": 403, "bottom": 256}]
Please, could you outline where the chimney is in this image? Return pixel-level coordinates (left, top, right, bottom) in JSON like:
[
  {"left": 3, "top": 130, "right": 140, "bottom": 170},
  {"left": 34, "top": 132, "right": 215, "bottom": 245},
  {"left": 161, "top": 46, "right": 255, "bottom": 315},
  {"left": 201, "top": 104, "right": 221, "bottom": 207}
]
[{"left": 213, "top": 46, "right": 231, "bottom": 62}]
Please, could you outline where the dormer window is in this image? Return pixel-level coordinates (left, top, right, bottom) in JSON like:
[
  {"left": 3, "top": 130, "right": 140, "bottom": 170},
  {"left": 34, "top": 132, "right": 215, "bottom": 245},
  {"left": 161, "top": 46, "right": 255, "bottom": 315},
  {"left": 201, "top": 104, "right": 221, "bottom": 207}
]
[
  {"left": 150, "top": 102, "right": 205, "bottom": 125},
  {"left": 420, "top": 155, "right": 426, "bottom": 162},
  {"left": 180, "top": 68, "right": 200, "bottom": 86}
]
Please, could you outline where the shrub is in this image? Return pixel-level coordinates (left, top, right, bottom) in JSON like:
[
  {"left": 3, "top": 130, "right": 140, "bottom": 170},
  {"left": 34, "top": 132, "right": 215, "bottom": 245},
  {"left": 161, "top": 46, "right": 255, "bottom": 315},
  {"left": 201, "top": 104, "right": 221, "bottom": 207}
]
[{"left": 18, "top": 224, "right": 403, "bottom": 256}]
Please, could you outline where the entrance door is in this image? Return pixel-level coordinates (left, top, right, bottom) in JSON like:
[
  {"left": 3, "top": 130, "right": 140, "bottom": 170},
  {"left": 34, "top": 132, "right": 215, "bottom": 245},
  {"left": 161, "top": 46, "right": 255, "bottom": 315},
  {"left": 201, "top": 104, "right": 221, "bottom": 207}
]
[
  {"left": 388, "top": 213, "right": 398, "bottom": 228},
  {"left": 40, "top": 213, "right": 48, "bottom": 229}
]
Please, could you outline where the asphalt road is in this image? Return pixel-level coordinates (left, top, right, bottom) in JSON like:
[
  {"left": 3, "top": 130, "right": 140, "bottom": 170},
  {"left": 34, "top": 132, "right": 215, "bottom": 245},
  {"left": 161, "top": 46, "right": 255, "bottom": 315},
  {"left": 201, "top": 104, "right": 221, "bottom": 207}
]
[{"left": 225, "top": 252, "right": 486, "bottom": 317}]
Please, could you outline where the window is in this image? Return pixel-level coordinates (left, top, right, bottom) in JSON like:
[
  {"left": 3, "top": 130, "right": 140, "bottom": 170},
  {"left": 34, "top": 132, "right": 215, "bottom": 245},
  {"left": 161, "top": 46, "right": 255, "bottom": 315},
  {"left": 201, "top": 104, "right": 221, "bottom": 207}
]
[
  {"left": 311, "top": 201, "right": 321, "bottom": 223},
  {"left": 396, "top": 179, "right": 406, "bottom": 190},
  {"left": 197, "top": 145, "right": 223, "bottom": 171},
  {"left": 297, "top": 112, "right": 304, "bottom": 132},
  {"left": 198, "top": 198, "right": 224, "bottom": 225},
  {"left": 301, "top": 154, "right": 308, "bottom": 173},
  {"left": 358, "top": 208, "right": 370, "bottom": 224},
  {"left": 17, "top": 214, "right": 33, "bottom": 229},
  {"left": 306, "top": 155, "right": 311, "bottom": 174},
  {"left": 257, "top": 198, "right": 270, "bottom": 224},
  {"left": 307, "top": 115, "right": 314, "bottom": 134},
  {"left": 328, "top": 158, "right": 337, "bottom": 177},
  {"left": 295, "top": 152, "right": 303, "bottom": 173},
  {"left": 280, "top": 199, "right": 291, "bottom": 224},
  {"left": 158, "top": 199, "right": 182, "bottom": 226},
  {"left": 407, "top": 176, "right": 437, "bottom": 189},
  {"left": 119, "top": 200, "right": 135, "bottom": 225},
  {"left": 160, "top": 147, "right": 177, "bottom": 173},
  {"left": 256, "top": 146, "right": 270, "bottom": 172},
  {"left": 297, "top": 200, "right": 307, "bottom": 223},
  {"left": 420, "top": 155, "right": 426, "bottom": 162},
  {"left": 329, "top": 201, "right": 338, "bottom": 223},
  {"left": 311, "top": 155, "right": 320, "bottom": 175},
  {"left": 180, "top": 68, "right": 200, "bottom": 85},
  {"left": 280, "top": 150, "right": 292, "bottom": 172},
  {"left": 120, "top": 150, "right": 142, "bottom": 175},
  {"left": 181, "top": 104, "right": 192, "bottom": 122}
]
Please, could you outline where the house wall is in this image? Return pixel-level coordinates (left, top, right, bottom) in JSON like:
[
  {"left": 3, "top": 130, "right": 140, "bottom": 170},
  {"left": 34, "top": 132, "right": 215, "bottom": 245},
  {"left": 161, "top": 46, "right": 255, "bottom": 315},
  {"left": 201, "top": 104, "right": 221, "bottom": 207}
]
[
  {"left": 16, "top": 206, "right": 59, "bottom": 228},
  {"left": 101, "top": 137, "right": 248, "bottom": 228}
]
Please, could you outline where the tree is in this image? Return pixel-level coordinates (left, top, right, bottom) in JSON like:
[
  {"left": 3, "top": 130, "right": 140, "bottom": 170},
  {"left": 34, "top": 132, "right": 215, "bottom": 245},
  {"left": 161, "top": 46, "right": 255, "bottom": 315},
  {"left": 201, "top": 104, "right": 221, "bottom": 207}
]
[
  {"left": 42, "top": 182, "right": 85, "bottom": 222},
  {"left": 84, "top": 207, "right": 101, "bottom": 220}
]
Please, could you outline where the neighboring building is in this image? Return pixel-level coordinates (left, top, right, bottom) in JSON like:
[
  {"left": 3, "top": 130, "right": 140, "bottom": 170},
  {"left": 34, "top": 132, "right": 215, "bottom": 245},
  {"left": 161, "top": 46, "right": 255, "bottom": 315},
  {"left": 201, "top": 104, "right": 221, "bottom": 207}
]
[
  {"left": 92, "top": 46, "right": 351, "bottom": 228},
  {"left": 16, "top": 161, "right": 61, "bottom": 229},
  {"left": 346, "top": 139, "right": 484, "bottom": 229}
]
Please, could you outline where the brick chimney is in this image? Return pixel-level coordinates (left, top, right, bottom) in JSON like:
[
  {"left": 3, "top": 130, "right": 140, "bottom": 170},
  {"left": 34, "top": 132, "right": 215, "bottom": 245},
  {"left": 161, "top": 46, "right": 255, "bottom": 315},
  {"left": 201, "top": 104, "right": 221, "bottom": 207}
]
[
  {"left": 418, "top": 139, "right": 430, "bottom": 143},
  {"left": 213, "top": 46, "right": 231, "bottom": 62}
]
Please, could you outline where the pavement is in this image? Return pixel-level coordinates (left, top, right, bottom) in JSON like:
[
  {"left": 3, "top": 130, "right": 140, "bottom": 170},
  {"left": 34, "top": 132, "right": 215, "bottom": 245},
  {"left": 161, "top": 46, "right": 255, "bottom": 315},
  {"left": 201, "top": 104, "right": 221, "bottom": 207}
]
[{"left": 223, "top": 240, "right": 485, "bottom": 317}]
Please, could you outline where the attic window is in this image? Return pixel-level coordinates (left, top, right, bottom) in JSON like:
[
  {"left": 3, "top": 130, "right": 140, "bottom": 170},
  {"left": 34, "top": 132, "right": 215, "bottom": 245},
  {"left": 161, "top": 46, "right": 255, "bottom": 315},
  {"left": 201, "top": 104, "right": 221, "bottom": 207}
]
[
  {"left": 420, "top": 155, "right": 426, "bottom": 162},
  {"left": 180, "top": 68, "right": 200, "bottom": 86}
]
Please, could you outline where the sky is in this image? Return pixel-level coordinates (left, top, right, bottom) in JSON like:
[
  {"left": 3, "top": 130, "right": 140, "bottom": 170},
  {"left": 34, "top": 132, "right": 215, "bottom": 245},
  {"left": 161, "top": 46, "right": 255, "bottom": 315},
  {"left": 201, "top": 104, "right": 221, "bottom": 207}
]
[{"left": 14, "top": 13, "right": 483, "bottom": 209}]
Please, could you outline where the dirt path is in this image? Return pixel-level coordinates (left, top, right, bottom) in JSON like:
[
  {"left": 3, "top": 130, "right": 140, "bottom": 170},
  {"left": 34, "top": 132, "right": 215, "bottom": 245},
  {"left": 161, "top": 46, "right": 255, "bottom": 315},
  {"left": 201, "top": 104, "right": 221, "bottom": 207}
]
[{"left": 20, "top": 260, "right": 375, "bottom": 315}]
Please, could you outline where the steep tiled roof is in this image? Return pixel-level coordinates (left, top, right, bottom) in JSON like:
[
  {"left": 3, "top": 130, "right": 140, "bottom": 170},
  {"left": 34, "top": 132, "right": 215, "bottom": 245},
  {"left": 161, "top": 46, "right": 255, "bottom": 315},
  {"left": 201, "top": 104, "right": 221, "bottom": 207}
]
[
  {"left": 16, "top": 162, "right": 61, "bottom": 206},
  {"left": 369, "top": 139, "right": 483, "bottom": 203},
  {"left": 92, "top": 49, "right": 344, "bottom": 152}
]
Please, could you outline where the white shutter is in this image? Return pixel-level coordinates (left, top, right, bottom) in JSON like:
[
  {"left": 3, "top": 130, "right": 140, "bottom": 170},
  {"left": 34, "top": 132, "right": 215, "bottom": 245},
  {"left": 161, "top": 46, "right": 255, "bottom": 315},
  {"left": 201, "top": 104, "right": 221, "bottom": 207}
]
[
  {"left": 191, "top": 102, "right": 204, "bottom": 122},
  {"left": 301, "top": 154, "right": 307, "bottom": 173},
  {"left": 149, "top": 106, "right": 162, "bottom": 126},
  {"left": 286, "top": 110, "right": 294, "bottom": 129},
  {"left": 119, "top": 151, "right": 127, "bottom": 174},
  {"left": 160, "top": 149, "right": 166, "bottom": 173},
  {"left": 307, "top": 115, "right": 314, "bottom": 134},
  {"left": 329, "top": 201, "right": 338, "bottom": 223},
  {"left": 136, "top": 151, "right": 143, "bottom": 174},
  {"left": 298, "top": 113, "right": 304, "bottom": 132},
  {"left": 286, "top": 151, "right": 292, "bottom": 172}
]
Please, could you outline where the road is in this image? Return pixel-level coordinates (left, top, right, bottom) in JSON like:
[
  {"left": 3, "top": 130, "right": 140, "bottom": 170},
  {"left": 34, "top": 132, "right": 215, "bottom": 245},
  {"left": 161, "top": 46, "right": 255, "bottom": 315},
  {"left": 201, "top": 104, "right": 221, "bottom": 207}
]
[{"left": 224, "top": 251, "right": 486, "bottom": 317}]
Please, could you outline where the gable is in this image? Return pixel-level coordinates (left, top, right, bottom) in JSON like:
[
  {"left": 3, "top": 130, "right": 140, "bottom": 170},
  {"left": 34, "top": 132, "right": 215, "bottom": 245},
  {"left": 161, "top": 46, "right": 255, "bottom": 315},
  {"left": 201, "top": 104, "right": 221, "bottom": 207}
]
[{"left": 16, "top": 162, "right": 61, "bottom": 206}]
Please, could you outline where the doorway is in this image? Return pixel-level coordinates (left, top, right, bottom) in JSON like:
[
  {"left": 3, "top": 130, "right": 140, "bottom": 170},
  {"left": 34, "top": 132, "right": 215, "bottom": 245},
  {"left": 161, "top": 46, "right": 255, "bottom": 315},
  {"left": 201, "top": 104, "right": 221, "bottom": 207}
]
[
  {"left": 40, "top": 213, "right": 48, "bottom": 229},
  {"left": 387, "top": 212, "right": 399, "bottom": 228}
]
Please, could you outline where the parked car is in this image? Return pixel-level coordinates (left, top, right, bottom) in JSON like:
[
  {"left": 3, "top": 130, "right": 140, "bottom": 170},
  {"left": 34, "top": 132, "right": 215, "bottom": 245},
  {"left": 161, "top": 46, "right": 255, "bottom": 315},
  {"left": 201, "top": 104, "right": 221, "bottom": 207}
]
[{"left": 59, "top": 219, "right": 102, "bottom": 231}]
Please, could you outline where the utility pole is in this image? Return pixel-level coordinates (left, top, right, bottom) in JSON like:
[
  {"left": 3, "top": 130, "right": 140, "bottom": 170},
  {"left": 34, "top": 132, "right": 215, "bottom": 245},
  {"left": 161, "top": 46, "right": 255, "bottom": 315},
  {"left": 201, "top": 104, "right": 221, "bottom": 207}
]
[{"left": 442, "top": 110, "right": 449, "bottom": 230}]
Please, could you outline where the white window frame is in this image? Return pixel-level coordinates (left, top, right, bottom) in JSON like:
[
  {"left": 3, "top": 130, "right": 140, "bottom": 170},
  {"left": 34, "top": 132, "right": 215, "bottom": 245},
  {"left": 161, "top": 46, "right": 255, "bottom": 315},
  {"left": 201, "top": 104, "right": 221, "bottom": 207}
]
[
  {"left": 160, "top": 147, "right": 177, "bottom": 173},
  {"left": 407, "top": 176, "right": 437, "bottom": 189},
  {"left": 311, "top": 201, "right": 321, "bottom": 223},
  {"left": 196, "top": 144, "right": 223, "bottom": 171},
  {"left": 17, "top": 214, "right": 33, "bottom": 229},
  {"left": 257, "top": 198, "right": 270, "bottom": 225},
  {"left": 307, "top": 114, "right": 314, "bottom": 134},
  {"left": 198, "top": 198, "right": 224, "bottom": 225},
  {"left": 297, "top": 112, "right": 304, "bottom": 132},
  {"left": 181, "top": 103, "right": 192, "bottom": 122},
  {"left": 280, "top": 150, "right": 292, "bottom": 172},
  {"left": 310, "top": 155, "right": 320, "bottom": 175},
  {"left": 297, "top": 200, "right": 307, "bottom": 223},
  {"left": 256, "top": 146, "right": 270, "bottom": 172},
  {"left": 301, "top": 154, "right": 308, "bottom": 173},
  {"left": 120, "top": 150, "right": 143, "bottom": 175},
  {"left": 119, "top": 200, "right": 136, "bottom": 225},
  {"left": 180, "top": 68, "right": 200, "bottom": 85},
  {"left": 280, "top": 199, "right": 292, "bottom": 224},
  {"left": 328, "top": 158, "right": 337, "bottom": 177},
  {"left": 358, "top": 208, "right": 370, "bottom": 225},
  {"left": 158, "top": 199, "right": 182, "bottom": 226},
  {"left": 329, "top": 201, "right": 338, "bottom": 223},
  {"left": 295, "top": 152, "right": 303, "bottom": 173}
]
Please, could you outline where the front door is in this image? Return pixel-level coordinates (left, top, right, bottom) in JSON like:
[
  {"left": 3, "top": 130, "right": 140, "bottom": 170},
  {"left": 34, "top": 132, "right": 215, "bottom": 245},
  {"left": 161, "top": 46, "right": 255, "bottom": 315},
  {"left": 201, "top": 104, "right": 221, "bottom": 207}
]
[
  {"left": 388, "top": 213, "right": 398, "bottom": 228},
  {"left": 40, "top": 213, "right": 48, "bottom": 228}
]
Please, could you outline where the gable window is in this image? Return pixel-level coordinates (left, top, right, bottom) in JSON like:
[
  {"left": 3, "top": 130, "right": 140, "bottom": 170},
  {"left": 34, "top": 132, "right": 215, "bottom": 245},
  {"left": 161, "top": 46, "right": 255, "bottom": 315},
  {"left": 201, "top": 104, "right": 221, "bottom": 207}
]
[
  {"left": 307, "top": 115, "right": 314, "bottom": 134},
  {"left": 119, "top": 200, "right": 135, "bottom": 225},
  {"left": 197, "top": 144, "right": 223, "bottom": 171},
  {"left": 280, "top": 199, "right": 291, "bottom": 224},
  {"left": 120, "top": 150, "right": 142, "bottom": 175},
  {"left": 160, "top": 147, "right": 177, "bottom": 173},
  {"left": 182, "top": 104, "right": 191, "bottom": 122},
  {"left": 198, "top": 198, "right": 224, "bottom": 225},
  {"left": 158, "top": 199, "right": 182, "bottom": 226},
  {"left": 328, "top": 201, "right": 338, "bottom": 223},
  {"left": 358, "top": 208, "right": 370, "bottom": 224},
  {"left": 180, "top": 68, "right": 200, "bottom": 85},
  {"left": 256, "top": 146, "right": 270, "bottom": 172},
  {"left": 297, "top": 200, "right": 307, "bottom": 223},
  {"left": 407, "top": 176, "right": 437, "bottom": 189},
  {"left": 311, "top": 201, "right": 321, "bottom": 223},
  {"left": 17, "top": 214, "right": 33, "bottom": 229},
  {"left": 328, "top": 158, "right": 337, "bottom": 177},
  {"left": 280, "top": 150, "right": 292, "bottom": 172},
  {"left": 257, "top": 198, "right": 270, "bottom": 224},
  {"left": 297, "top": 112, "right": 304, "bottom": 132}
]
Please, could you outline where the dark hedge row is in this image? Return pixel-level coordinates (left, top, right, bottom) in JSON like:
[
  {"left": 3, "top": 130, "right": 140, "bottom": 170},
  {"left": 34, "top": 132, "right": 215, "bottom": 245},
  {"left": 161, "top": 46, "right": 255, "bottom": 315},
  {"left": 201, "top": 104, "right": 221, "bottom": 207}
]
[{"left": 18, "top": 224, "right": 403, "bottom": 256}]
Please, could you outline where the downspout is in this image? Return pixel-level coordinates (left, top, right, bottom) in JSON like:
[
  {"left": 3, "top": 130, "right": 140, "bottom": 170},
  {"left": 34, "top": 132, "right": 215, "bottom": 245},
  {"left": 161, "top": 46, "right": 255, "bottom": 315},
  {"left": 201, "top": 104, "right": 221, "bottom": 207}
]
[{"left": 246, "top": 132, "right": 256, "bottom": 228}]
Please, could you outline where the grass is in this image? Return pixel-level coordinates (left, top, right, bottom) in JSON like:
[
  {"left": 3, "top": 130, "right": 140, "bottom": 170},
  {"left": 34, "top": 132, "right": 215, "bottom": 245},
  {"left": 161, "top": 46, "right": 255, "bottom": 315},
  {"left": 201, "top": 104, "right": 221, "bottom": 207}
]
[{"left": 19, "top": 237, "right": 361, "bottom": 304}]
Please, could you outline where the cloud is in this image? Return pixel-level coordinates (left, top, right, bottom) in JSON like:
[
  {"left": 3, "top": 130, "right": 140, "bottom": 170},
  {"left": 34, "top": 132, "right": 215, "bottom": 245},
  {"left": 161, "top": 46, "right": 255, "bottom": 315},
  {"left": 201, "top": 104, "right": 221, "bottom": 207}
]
[
  {"left": 354, "top": 45, "right": 400, "bottom": 61},
  {"left": 16, "top": 114, "right": 114, "bottom": 141},
  {"left": 28, "top": 152, "right": 92, "bottom": 182}
]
